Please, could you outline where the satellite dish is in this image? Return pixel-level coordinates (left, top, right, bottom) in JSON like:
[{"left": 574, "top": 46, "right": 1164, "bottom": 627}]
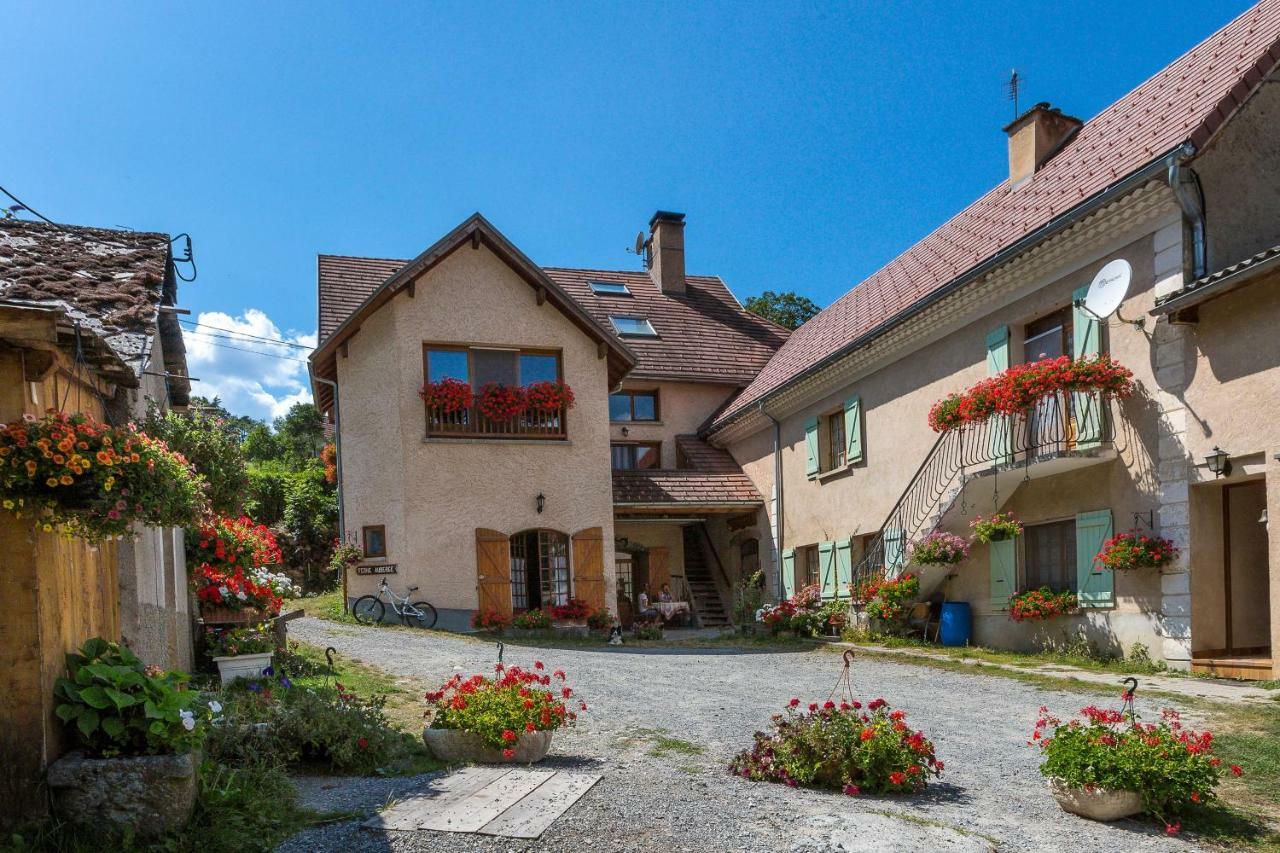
[
  {"left": 1082, "top": 258, "right": 1132, "bottom": 319},
  {"left": 633, "top": 232, "right": 645, "bottom": 255}
]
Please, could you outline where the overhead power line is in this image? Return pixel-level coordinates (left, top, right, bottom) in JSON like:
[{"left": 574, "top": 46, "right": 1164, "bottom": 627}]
[
  {"left": 179, "top": 318, "right": 314, "bottom": 350},
  {"left": 182, "top": 331, "right": 311, "bottom": 363},
  {"left": 0, "top": 183, "right": 56, "bottom": 225}
]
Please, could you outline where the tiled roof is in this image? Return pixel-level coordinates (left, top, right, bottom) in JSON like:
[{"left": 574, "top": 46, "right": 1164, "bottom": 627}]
[
  {"left": 613, "top": 435, "right": 762, "bottom": 507},
  {"left": 1153, "top": 242, "right": 1280, "bottom": 312},
  {"left": 712, "top": 1, "right": 1280, "bottom": 430},
  {"left": 0, "top": 219, "right": 176, "bottom": 380},
  {"left": 316, "top": 257, "right": 788, "bottom": 384}
]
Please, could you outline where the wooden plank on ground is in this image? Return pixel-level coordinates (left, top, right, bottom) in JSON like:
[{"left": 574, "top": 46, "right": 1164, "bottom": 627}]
[
  {"left": 363, "top": 766, "right": 510, "bottom": 832},
  {"left": 477, "top": 772, "right": 602, "bottom": 839},
  {"left": 419, "top": 768, "right": 556, "bottom": 833}
]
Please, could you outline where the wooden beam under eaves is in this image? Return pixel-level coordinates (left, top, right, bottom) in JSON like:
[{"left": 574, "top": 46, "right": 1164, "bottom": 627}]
[
  {"left": 406, "top": 280, "right": 415, "bottom": 298},
  {"left": 536, "top": 286, "right": 546, "bottom": 306},
  {"left": 597, "top": 341, "right": 608, "bottom": 359},
  {"left": 471, "top": 231, "right": 480, "bottom": 250}
]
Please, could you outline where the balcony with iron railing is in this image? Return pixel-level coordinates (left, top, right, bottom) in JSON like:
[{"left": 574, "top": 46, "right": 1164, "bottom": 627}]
[{"left": 426, "top": 404, "right": 568, "bottom": 439}]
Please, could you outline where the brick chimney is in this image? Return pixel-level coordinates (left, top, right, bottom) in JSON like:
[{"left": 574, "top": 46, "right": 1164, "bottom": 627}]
[
  {"left": 1004, "top": 102, "right": 1082, "bottom": 185},
  {"left": 647, "top": 210, "right": 686, "bottom": 295}
]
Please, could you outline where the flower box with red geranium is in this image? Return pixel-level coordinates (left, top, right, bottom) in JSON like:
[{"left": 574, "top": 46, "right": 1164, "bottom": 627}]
[
  {"left": 928, "top": 354, "right": 1135, "bottom": 432},
  {"left": 731, "top": 696, "right": 943, "bottom": 795},
  {"left": 418, "top": 378, "right": 474, "bottom": 414},
  {"left": 0, "top": 410, "right": 208, "bottom": 542},
  {"left": 1033, "top": 701, "right": 1234, "bottom": 830},
  {"left": 423, "top": 660, "right": 583, "bottom": 763},
  {"left": 477, "top": 383, "right": 527, "bottom": 422},
  {"left": 524, "top": 380, "right": 575, "bottom": 414},
  {"left": 195, "top": 563, "right": 284, "bottom": 621},
  {"left": 550, "top": 597, "right": 594, "bottom": 625},
  {"left": 1008, "top": 587, "right": 1077, "bottom": 622},
  {"left": 1094, "top": 530, "right": 1178, "bottom": 572},
  {"left": 471, "top": 610, "right": 512, "bottom": 633}
]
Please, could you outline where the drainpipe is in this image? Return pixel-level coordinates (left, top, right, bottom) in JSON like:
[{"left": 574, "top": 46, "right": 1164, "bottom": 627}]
[
  {"left": 312, "top": 376, "right": 344, "bottom": 539},
  {"left": 760, "top": 401, "right": 785, "bottom": 598},
  {"left": 1168, "top": 143, "right": 1207, "bottom": 280}
]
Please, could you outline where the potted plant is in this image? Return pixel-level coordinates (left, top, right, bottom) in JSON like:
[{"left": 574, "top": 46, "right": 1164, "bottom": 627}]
[
  {"left": 47, "top": 638, "right": 216, "bottom": 834},
  {"left": 207, "top": 623, "right": 276, "bottom": 685},
  {"left": 864, "top": 573, "right": 920, "bottom": 633},
  {"left": 423, "top": 661, "right": 583, "bottom": 763},
  {"left": 1033, "top": 702, "right": 1236, "bottom": 832},
  {"left": 821, "top": 599, "right": 850, "bottom": 636},
  {"left": 1094, "top": 530, "right": 1179, "bottom": 572},
  {"left": 524, "top": 380, "right": 575, "bottom": 413},
  {"left": 586, "top": 608, "right": 613, "bottom": 634},
  {"left": 194, "top": 562, "right": 283, "bottom": 623},
  {"left": 731, "top": 696, "right": 943, "bottom": 795},
  {"left": 471, "top": 610, "right": 512, "bottom": 633},
  {"left": 550, "top": 597, "right": 593, "bottom": 627},
  {"left": 908, "top": 531, "right": 971, "bottom": 567},
  {"left": 512, "top": 608, "right": 552, "bottom": 632},
  {"left": 1009, "top": 587, "right": 1078, "bottom": 622},
  {"left": 970, "top": 512, "right": 1023, "bottom": 544}
]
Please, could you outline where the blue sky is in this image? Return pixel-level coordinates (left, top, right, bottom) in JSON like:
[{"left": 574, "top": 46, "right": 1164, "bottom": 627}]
[{"left": 4, "top": 1, "right": 1250, "bottom": 420}]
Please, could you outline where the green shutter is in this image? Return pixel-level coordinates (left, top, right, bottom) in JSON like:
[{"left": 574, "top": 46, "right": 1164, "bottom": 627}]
[
  {"left": 804, "top": 417, "right": 819, "bottom": 479},
  {"left": 985, "top": 326, "right": 1012, "bottom": 465},
  {"left": 819, "top": 541, "right": 837, "bottom": 599},
  {"left": 835, "top": 539, "right": 852, "bottom": 598},
  {"left": 989, "top": 538, "right": 1016, "bottom": 609},
  {"left": 781, "top": 548, "right": 796, "bottom": 598},
  {"left": 883, "top": 528, "right": 906, "bottom": 575},
  {"left": 844, "top": 395, "right": 863, "bottom": 463},
  {"left": 1076, "top": 509, "right": 1114, "bottom": 608},
  {"left": 1072, "top": 285, "right": 1104, "bottom": 449}
]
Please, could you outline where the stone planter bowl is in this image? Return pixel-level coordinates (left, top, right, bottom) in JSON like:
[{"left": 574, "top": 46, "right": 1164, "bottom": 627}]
[
  {"left": 423, "top": 727, "right": 553, "bottom": 764},
  {"left": 213, "top": 651, "right": 273, "bottom": 686},
  {"left": 1048, "top": 777, "right": 1143, "bottom": 822},
  {"left": 47, "top": 751, "right": 198, "bottom": 835}
]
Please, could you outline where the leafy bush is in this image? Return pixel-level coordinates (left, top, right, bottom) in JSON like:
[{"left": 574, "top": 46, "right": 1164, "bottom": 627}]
[
  {"left": 864, "top": 574, "right": 920, "bottom": 622},
  {"left": 206, "top": 623, "right": 275, "bottom": 658},
  {"left": 426, "top": 662, "right": 584, "bottom": 757},
  {"left": 512, "top": 609, "right": 552, "bottom": 630},
  {"left": 731, "top": 697, "right": 943, "bottom": 795},
  {"left": 53, "top": 638, "right": 212, "bottom": 757},
  {"left": 1034, "top": 702, "right": 1237, "bottom": 832},
  {"left": 586, "top": 609, "right": 613, "bottom": 631},
  {"left": 732, "top": 570, "right": 766, "bottom": 626},
  {"left": 141, "top": 402, "right": 249, "bottom": 516},
  {"left": 472, "top": 610, "right": 512, "bottom": 631},
  {"left": 633, "top": 621, "right": 664, "bottom": 640},
  {"left": 1009, "top": 587, "right": 1078, "bottom": 621}
]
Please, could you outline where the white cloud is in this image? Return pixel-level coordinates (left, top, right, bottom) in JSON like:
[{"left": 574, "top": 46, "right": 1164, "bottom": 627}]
[{"left": 181, "top": 308, "right": 315, "bottom": 422}]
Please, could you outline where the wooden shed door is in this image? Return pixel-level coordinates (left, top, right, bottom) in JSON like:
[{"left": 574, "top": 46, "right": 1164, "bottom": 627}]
[
  {"left": 475, "top": 528, "right": 512, "bottom": 617},
  {"left": 647, "top": 546, "right": 670, "bottom": 597},
  {"left": 571, "top": 527, "right": 606, "bottom": 612}
]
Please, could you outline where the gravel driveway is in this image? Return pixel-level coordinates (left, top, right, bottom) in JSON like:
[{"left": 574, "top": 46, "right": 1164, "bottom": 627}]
[{"left": 280, "top": 618, "right": 1207, "bottom": 853}]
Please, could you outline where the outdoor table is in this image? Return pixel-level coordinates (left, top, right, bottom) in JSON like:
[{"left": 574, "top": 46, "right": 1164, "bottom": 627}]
[{"left": 653, "top": 601, "right": 690, "bottom": 623}]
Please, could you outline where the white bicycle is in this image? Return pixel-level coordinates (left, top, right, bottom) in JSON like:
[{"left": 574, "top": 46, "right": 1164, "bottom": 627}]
[{"left": 351, "top": 578, "right": 438, "bottom": 629}]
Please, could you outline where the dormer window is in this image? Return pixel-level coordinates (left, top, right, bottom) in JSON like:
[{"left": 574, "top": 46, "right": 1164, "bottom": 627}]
[
  {"left": 609, "top": 315, "right": 657, "bottom": 337},
  {"left": 589, "top": 280, "right": 632, "bottom": 296}
]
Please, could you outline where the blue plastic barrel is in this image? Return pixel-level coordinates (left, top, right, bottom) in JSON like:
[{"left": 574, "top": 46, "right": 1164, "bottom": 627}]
[{"left": 938, "top": 602, "right": 972, "bottom": 647}]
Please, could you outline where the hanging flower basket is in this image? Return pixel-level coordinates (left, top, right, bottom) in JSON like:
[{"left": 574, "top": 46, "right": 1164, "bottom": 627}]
[
  {"left": 1094, "top": 530, "right": 1178, "bottom": 572},
  {"left": 418, "top": 378, "right": 474, "bottom": 414},
  {"left": 908, "top": 531, "right": 971, "bottom": 566},
  {"left": 970, "top": 512, "right": 1023, "bottom": 544},
  {"left": 524, "top": 381, "right": 575, "bottom": 414},
  {"left": 928, "top": 354, "right": 1135, "bottom": 433},
  {"left": 477, "top": 383, "right": 527, "bottom": 422},
  {"left": 1009, "top": 587, "right": 1078, "bottom": 622},
  {"left": 0, "top": 410, "right": 208, "bottom": 542}
]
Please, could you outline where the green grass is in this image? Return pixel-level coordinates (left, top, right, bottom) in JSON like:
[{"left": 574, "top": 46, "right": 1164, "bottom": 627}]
[{"left": 612, "top": 727, "right": 705, "bottom": 758}]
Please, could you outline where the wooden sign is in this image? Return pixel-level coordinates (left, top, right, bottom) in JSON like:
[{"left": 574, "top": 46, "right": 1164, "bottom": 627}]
[{"left": 356, "top": 563, "right": 398, "bottom": 576}]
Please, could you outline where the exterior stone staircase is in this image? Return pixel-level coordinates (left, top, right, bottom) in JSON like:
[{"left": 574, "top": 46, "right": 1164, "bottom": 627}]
[{"left": 681, "top": 524, "right": 730, "bottom": 627}]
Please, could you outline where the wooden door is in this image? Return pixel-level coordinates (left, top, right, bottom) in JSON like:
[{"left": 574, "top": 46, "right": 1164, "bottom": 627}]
[
  {"left": 648, "top": 546, "right": 670, "bottom": 596},
  {"left": 571, "top": 527, "right": 606, "bottom": 612},
  {"left": 475, "top": 528, "right": 512, "bottom": 617}
]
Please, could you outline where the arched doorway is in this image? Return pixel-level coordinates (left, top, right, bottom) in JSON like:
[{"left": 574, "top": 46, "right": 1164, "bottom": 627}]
[{"left": 509, "top": 529, "right": 570, "bottom": 611}]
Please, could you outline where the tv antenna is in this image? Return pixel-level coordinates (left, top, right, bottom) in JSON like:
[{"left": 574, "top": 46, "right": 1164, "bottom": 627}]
[{"left": 1006, "top": 69, "right": 1022, "bottom": 119}]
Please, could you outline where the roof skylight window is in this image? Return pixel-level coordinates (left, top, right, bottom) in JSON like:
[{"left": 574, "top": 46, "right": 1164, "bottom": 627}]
[
  {"left": 609, "top": 315, "right": 658, "bottom": 337},
  {"left": 589, "top": 280, "right": 632, "bottom": 296}
]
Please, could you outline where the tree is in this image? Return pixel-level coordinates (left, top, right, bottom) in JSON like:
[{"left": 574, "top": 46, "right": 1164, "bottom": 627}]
[
  {"left": 273, "top": 403, "right": 326, "bottom": 468},
  {"left": 187, "top": 395, "right": 257, "bottom": 443},
  {"left": 744, "top": 290, "right": 821, "bottom": 330}
]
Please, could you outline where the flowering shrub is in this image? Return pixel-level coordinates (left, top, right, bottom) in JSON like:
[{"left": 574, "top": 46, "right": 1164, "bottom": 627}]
[
  {"left": 472, "top": 610, "right": 512, "bottom": 631},
  {"left": 1009, "top": 587, "right": 1078, "bottom": 621},
  {"left": 1095, "top": 530, "right": 1178, "bottom": 572},
  {"left": 513, "top": 609, "right": 553, "bottom": 630},
  {"left": 477, "top": 383, "right": 527, "bottom": 421},
  {"left": 418, "top": 377, "right": 474, "bottom": 414},
  {"left": 189, "top": 514, "right": 283, "bottom": 570},
  {"left": 970, "top": 512, "right": 1023, "bottom": 544},
  {"left": 321, "top": 441, "right": 337, "bottom": 485},
  {"left": 524, "top": 381, "right": 575, "bottom": 413},
  {"left": 54, "top": 638, "right": 212, "bottom": 757},
  {"left": 206, "top": 622, "right": 275, "bottom": 657},
  {"left": 730, "top": 697, "right": 943, "bottom": 795},
  {"left": 550, "top": 598, "right": 594, "bottom": 622},
  {"left": 1033, "top": 701, "right": 1235, "bottom": 831},
  {"left": 761, "top": 584, "right": 823, "bottom": 636},
  {"left": 195, "top": 563, "right": 284, "bottom": 614},
  {"left": 928, "top": 354, "right": 1135, "bottom": 432},
  {"left": 0, "top": 410, "right": 208, "bottom": 541},
  {"left": 848, "top": 575, "right": 882, "bottom": 606},
  {"left": 425, "top": 661, "right": 584, "bottom": 756},
  {"left": 864, "top": 574, "right": 920, "bottom": 622},
  {"left": 908, "top": 531, "right": 970, "bottom": 566}
]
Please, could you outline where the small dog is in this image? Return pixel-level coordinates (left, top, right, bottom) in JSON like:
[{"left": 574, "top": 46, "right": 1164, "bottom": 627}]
[{"left": 608, "top": 625, "right": 624, "bottom": 645}]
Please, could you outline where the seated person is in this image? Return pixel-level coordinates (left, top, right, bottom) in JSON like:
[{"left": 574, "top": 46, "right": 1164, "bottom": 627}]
[
  {"left": 636, "top": 590, "right": 659, "bottom": 620},
  {"left": 658, "top": 583, "right": 674, "bottom": 603}
]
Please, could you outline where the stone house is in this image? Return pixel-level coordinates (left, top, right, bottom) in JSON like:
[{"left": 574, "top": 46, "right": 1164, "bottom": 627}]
[{"left": 703, "top": 1, "right": 1280, "bottom": 678}]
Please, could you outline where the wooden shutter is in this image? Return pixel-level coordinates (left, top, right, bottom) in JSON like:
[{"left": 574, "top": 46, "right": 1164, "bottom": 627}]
[
  {"left": 475, "top": 528, "right": 512, "bottom": 617},
  {"left": 1072, "top": 284, "right": 1104, "bottom": 448},
  {"left": 1075, "top": 509, "right": 1114, "bottom": 608},
  {"left": 883, "top": 527, "right": 906, "bottom": 574},
  {"left": 985, "top": 326, "right": 1012, "bottom": 465},
  {"left": 781, "top": 548, "right": 796, "bottom": 598},
  {"left": 844, "top": 395, "right": 863, "bottom": 463},
  {"left": 647, "top": 546, "right": 670, "bottom": 596},
  {"left": 804, "top": 417, "right": 820, "bottom": 479},
  {"left": 571, "top": 527, "right": 606, "bottom": 612},
  {"left": 818, "top": 541, "right": 837, "bottom": 598},
  {"left": 835, "top": 539, "right": 852, "bottom": 597},
  {"left": 988, "top": 538, "right": 1016, "bottom": 610}
]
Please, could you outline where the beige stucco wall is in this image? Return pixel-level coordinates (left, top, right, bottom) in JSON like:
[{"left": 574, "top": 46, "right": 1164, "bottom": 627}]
[
  {"left": 608, "top": 379, "right": 738, "bottom": 469},
  {"left": 336, "top": 244, "right": 617, "bottom": 627}
]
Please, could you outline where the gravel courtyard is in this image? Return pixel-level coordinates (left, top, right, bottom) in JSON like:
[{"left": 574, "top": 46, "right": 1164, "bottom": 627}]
[{"left": 281, "top": 618, "right": 1210, "bottom": 853}]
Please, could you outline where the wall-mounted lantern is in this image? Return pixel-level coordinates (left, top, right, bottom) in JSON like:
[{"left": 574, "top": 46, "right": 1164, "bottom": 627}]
[
  {"left": 536, "top": 492, "right": 545, "bottom": 514},
  {"left": 1204, "top": 446, "right": 1231, "bottom": 479}
]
